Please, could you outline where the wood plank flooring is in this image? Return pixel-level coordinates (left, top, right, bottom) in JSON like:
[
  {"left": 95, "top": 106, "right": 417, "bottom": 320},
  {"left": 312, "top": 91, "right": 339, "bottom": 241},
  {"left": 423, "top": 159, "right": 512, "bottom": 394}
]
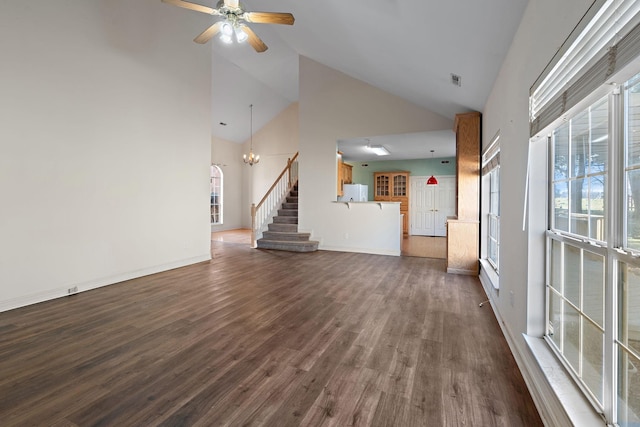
[
  {"left": 211, "top": 229, "right": 252, "bottom": 245},
  {"left": 401, "top": 236, "right": 446, "bottom": 259},
  {"left": 0, "top": 242, "right": 542, "bottom": 426}
]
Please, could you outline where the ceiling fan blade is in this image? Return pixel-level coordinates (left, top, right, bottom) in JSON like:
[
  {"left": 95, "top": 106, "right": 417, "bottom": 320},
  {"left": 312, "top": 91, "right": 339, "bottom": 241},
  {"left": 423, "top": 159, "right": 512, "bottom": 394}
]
[
  {"left": 223, "top": 0, "right": 239, "bottom": 8},
  {"left": 242, "top": 26, "right": 268, "bottom": 53},
  {"left": 244, "top": 12, "right": 295, "bottom": 25},
  {"left": 194, "top": 21, "right": 223, "bottom": 44},
  {"left": 162, "top": 0, "right": 215, "bottom": 15}
]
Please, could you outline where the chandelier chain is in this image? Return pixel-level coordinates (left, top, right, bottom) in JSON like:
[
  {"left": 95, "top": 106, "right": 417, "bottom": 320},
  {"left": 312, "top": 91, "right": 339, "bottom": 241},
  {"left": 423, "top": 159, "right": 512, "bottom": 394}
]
[{"left": 243, "top": 103, "right": 259, "bottom": 166}]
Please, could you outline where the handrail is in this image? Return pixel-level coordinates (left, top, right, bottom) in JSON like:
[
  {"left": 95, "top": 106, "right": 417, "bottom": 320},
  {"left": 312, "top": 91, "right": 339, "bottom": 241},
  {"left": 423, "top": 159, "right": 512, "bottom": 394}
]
[
  {"left": 251, "top": 152, "right": 299, "bottom": 247},
  {"left": 255, "top": 152, "right": 299, "bottom": 212}
]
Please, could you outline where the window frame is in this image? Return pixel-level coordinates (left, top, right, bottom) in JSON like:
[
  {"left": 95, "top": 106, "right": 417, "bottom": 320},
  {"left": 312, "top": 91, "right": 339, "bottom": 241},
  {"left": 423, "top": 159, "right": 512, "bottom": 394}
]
[
  {"left": 480, "top": 132, "right": 500, "bottom": 291},
  {"left": 530, "top": 2, "right": 640, "bottom": 424},
  {"left": 210, "top": 164, "right": 223, "bottom": 225},
  {"left": 543, "top": 75, "right": 640, "bottom": 426},
  {"left": 550, "top": 94, "right": 609, "bottom": 244},
  {"left": 487, "top": 166, "right": 500, "bottom": 272}
]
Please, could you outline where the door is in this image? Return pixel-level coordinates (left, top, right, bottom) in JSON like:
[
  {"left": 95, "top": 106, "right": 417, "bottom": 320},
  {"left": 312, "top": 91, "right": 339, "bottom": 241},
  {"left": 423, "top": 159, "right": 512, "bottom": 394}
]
[
  {"left": 410, "top": 176, "right": 455, "bottom": 236},
  {"left": 410, "top": 178, "right": 436, "bottom": 235},
  {"left": 434, "top": 177, "right": 455, "bottom": 236}
]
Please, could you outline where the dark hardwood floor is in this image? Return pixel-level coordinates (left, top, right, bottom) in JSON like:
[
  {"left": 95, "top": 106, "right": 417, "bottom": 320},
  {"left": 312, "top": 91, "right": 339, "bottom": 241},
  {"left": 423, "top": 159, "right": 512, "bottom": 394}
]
[{"left": 0, "top": 241, "right": 542, "bottom": 426}]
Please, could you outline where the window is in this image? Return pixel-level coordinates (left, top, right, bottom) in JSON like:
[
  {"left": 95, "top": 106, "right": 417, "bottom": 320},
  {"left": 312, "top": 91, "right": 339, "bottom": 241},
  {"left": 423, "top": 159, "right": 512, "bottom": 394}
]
[
  {"left": 551, "top": 95, "right": 607, "bottom": 242},
  {"left": 619, "top": 74, "right": 640, "bottom": 425},
  {"left": 625, "top": 76, "right": 640, "bottom": 251},
  {"left": 547, "top": 96, "right": 610, "bottom": 404},
  {"left": 488, "top": 166, "right": 500, "bottom": 271},
  {"left": 546, "top": 73, "right": 640, "bottom": 426},
  {"left": 530, "top": 2, "right": 640, "bottom": 424},
  {"left": 481, "top": 132, "right": 500, "bottom": 287},
  {"left": 210, "top": 164, "right": 223, "bottom": 225}
]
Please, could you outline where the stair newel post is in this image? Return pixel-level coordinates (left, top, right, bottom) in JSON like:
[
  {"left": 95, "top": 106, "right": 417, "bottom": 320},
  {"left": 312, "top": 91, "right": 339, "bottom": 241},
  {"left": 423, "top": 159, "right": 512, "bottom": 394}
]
[
  {"left": 287, "top": 157, "right": 292, "bottom": 189},
  {"left": 251, "top": 203, "right": 257, "bottom": 248}
]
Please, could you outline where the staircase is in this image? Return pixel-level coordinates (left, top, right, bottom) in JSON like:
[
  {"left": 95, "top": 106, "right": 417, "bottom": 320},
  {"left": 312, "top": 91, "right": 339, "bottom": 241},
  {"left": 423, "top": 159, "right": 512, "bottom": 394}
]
[{"left": 256, "top": 184, "right": 319, "bottom": 252}]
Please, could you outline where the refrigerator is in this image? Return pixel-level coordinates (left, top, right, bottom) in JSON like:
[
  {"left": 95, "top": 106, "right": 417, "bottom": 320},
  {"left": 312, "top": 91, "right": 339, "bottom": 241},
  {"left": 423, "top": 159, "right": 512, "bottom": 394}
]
[{"left": 339, "top": 184, "right": 368, "bottom": 202}]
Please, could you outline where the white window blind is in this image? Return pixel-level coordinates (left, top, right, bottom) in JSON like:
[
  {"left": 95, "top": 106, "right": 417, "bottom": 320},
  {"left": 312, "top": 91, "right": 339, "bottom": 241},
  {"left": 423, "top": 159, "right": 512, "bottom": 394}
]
[
  {"left": 482, "top": 131, "right": 500, "bottom": 175},
  {"left": 530, "top": 0, "right": 640, "bottom": 136}
]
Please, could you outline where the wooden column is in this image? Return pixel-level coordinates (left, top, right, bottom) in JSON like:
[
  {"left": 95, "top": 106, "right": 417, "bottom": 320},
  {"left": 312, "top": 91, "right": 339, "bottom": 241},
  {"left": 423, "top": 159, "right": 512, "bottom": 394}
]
[{"left": 446, "top": 111, "right": 481, "bottom": 275}]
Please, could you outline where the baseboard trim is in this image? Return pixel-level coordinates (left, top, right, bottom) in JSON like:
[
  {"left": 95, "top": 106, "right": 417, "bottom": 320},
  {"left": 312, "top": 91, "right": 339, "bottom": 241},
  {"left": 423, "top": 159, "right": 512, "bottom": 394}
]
[
  {"left": 446, "top": 267, "right": 478, "bottom": 275},
  {"left": 479, "top": 259, "right": 499, "bottom": 290},
  {"left": 481, "top": 291, "right": 604, "bottom": 426},
  {"left": 484, "top": 299, "right": 571, "bottom": 426},
  {"left": 522, "top": 335, "right": 605, "bottom": 426},
  {"left": 0, "top": 288, "right": 70, "bottom": 315},
  {"left": 0, "top": 254, "right": 211, "bottom": 313}
]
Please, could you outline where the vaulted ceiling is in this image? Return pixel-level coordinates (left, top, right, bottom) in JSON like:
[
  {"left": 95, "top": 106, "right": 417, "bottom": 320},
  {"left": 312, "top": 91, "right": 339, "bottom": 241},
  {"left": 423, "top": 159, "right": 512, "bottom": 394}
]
[{"left": 172, "top": 0, "right": 529, "bottom": 145}]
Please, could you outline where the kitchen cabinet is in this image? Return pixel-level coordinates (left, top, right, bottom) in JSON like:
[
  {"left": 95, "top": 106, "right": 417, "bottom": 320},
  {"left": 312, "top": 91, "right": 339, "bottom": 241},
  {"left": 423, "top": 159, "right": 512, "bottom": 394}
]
[
  {"left": 374, "top": 171, "right": 410, "bottom": 235},
  {"left": 337, "top": 151, "right": 353, "bottom": 197},
  {"left": 342, "top": 163, "right": 352, "bottom": 185},
  {"left": 337, "top": 151, "right": 344, "bottom": 197}
]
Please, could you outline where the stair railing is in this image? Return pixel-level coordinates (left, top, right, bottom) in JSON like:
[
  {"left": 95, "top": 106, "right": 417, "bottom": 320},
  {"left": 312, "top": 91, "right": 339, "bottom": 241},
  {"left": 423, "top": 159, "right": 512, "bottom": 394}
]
[{"left": 251, "top": 152, "right": 299, "bottom": 247}]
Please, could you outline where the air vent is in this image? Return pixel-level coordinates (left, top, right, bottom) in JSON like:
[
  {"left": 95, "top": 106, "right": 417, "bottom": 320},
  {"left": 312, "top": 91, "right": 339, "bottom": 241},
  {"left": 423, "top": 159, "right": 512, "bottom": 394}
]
[{"left": 451, "top": 73, "right": 462, "bottom": 87}]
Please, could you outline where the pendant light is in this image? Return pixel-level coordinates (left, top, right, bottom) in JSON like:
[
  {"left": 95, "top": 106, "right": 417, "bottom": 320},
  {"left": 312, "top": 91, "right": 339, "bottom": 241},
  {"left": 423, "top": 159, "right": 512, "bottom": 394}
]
[
  {"left": 243, "top": 104, "right": 259, "bottom": 166},
  {"left": 427, "top": 150, "right": 438, "bottom": 185}
]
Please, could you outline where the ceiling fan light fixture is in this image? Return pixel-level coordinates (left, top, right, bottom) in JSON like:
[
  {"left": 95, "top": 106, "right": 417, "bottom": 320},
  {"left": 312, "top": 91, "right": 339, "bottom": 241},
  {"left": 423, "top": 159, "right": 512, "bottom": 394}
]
[
  {"left": 221, "top": 21, "right": 233, "bottom": 35},
  {"left": 162, "top": 0, "right": 294, "bottom": 52},
  {"left": 219, "top": 21, "right": 233, "bottom": 43},
  {"left": 235, "top": 27, "right": 248, "bottom": 43}
]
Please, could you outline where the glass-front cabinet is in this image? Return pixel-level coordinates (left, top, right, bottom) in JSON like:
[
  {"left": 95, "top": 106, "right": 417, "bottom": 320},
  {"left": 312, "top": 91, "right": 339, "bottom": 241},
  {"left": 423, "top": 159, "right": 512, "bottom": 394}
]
[{"left": 374, "top": 171, "right": 410, "bottom": 234}]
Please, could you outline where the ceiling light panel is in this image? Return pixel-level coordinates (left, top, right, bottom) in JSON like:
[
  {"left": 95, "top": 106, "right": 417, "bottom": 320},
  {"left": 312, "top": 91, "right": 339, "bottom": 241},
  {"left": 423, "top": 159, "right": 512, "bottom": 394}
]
[{"left": 369, "top": 145, "right": 390, "bottom": 156}]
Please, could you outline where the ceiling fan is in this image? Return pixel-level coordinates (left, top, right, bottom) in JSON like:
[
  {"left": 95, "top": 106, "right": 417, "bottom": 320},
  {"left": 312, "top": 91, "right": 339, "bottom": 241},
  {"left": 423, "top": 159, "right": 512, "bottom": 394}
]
[{"left": 162, "top": 0, "right": 294, "bottom": 53}]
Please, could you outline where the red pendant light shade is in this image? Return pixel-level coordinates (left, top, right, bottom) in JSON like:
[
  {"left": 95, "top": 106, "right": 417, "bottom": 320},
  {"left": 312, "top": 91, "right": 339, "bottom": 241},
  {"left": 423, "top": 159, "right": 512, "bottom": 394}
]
[{"left": 426, "top": 149, "right": 438, "bottom": 185}]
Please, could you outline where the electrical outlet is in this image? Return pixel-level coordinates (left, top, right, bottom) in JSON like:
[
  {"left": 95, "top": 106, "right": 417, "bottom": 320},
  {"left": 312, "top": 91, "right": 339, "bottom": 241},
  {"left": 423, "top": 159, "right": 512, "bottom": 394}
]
[
  {"left": 344, "top": 233, "right": 349, "bottom": 239},
  {"left": 68, "top": 286, "right": 78, "bottom": 295}
]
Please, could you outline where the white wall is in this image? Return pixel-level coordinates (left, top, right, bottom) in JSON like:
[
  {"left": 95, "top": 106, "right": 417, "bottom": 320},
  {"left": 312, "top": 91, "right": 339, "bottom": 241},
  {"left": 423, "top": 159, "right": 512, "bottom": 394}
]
[
  {"left": 483, "top": 0, "right": 594, "bottom": 345},
  {"left": 241, "top": 102, "right": 299, "bottom": 227},
  {"left": 0, "top": 0, "right": 212, "bottom": 311},
  {"left": 298, "top": 57, "right": 453, "bottom": 254},
  {"left": 483, "top": 0, "right": 599, "bottom": 424},
  {"left": 211, "top": 137, "right": 244, "bottom": 231}
]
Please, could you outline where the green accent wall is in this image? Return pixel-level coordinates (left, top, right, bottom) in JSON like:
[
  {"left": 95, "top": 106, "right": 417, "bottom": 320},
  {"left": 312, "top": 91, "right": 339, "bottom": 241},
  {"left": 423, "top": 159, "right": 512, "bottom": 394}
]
[{"left": 346, "top": 157, "right": 456, "bottom": 201}]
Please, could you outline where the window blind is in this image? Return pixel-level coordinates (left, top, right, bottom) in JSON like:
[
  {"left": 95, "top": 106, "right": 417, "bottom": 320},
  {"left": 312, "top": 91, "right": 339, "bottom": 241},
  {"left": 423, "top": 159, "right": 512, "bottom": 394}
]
[
  {"left": 482, "top": 131, "right": 500, "bottom": 175},
  {"left": 530, "top": 0, "right": 640, "bottom": 137}
]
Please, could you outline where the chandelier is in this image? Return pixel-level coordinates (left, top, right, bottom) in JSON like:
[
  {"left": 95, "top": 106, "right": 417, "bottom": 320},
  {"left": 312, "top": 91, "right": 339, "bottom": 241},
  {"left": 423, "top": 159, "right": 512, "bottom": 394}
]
[{"left": 243, "top": 104, "right": 259, "bottom": 166}]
